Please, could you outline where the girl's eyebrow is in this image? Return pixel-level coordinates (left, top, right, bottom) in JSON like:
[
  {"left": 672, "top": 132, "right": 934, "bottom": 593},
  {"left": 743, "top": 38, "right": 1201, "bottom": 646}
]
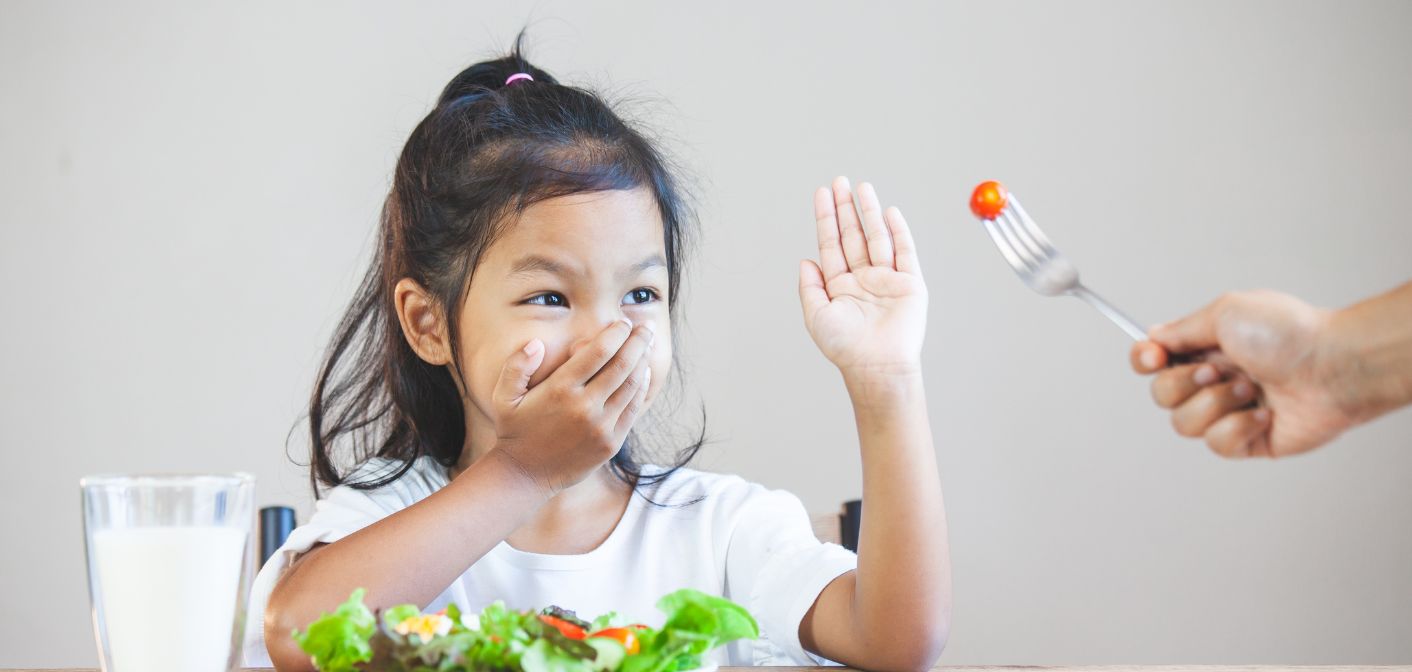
[
  {"left": 626, "top": 254, "right": 668, "bottom": 278},
  {"left": 506, "top": 254, "right": 667, "bottom": 280},
  {"left": 506, "top": 254, "right": 572, "bottom": 279}
]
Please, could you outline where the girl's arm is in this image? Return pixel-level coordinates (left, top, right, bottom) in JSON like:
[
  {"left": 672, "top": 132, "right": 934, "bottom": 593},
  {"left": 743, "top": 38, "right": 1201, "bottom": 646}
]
[
  {"left": 266, "top": 319, "right": 656, "bottom": 671},
  {"left": 264, "top": 451, "right": 550, "bottom": 671},
  {"left": 795, "top": 178, "right": 950, "bottom": 672}
]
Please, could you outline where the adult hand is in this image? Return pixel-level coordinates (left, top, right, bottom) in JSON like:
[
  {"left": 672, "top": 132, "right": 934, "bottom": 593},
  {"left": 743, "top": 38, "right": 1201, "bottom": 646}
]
[{"left": 1132, "top": 290, "right": 1347, "bottom": 458}]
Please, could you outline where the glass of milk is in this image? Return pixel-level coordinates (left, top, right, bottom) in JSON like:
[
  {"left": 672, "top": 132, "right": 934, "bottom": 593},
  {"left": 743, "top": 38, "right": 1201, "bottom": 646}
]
[{"left": 81, "top": 473, "right": 256, "bottom": 672}]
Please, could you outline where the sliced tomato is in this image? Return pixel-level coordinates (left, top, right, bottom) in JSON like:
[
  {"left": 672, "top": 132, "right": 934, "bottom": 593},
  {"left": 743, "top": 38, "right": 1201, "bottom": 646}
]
[
  {"left": 589, "top": 627, "right": 641, "bottom": 655},
  {"left": 538, "top": 614, "right": 587, "bottom": 640}
]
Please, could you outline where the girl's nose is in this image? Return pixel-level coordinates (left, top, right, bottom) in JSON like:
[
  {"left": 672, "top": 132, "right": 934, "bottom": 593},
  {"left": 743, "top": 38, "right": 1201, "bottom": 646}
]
[{"left": 569, "top": 317, "right": 632, "bottom": 360}]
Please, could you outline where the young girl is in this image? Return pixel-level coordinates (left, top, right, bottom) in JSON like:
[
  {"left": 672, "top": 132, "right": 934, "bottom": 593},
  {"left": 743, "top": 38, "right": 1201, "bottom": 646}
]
[{"left": 244, "top": 41, "right": 950, "bottom": 672}]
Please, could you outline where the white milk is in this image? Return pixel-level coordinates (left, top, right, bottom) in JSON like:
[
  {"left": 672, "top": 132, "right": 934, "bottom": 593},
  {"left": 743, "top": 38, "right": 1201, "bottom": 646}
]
[{"left": 93, "top": 526, "right": 248, "bottom": 672}]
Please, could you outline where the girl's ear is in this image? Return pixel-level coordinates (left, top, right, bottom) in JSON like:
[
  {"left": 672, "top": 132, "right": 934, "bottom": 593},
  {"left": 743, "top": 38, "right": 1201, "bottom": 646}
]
[{"left": 394, "top": 278, "right": 452, "bottom": 366}]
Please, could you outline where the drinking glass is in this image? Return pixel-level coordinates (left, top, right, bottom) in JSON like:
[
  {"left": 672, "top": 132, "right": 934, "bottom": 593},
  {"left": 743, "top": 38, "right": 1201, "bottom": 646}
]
[{"left": 81, "top": 473, "right": 256, "bottom": 672}]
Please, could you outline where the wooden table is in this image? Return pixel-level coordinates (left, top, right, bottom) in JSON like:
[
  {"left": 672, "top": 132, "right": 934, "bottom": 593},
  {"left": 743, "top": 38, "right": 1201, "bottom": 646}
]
[{"left": 7, "top": 667, "right": 1410, "bottom": 671}]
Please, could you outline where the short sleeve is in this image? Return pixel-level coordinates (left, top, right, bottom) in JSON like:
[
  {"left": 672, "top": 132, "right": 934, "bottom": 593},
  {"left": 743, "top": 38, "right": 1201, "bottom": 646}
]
[
  {"left": 724, "top": 487, "right": 858, "bottom": 666},
  {"left": 240, "top": 476, "right": 408, "bottom": 666}
]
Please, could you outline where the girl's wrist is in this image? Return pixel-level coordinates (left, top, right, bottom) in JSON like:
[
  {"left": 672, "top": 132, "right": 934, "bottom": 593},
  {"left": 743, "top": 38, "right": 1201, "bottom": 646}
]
[
  {"left": 470, "top": 445, "right": 559, "bottom": 503},
  {"left": 840, "top": 363, "right": 926, "bottom": 411}
]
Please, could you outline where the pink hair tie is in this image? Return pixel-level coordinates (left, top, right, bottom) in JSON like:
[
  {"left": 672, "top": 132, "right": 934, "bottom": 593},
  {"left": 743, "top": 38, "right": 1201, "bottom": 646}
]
[{"left": 504, "top": 72, "right": 534, "bottom": 86}]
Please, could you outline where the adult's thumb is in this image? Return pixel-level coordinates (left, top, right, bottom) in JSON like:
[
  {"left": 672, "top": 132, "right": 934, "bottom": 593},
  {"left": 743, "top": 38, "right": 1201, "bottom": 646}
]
[{"left": 1149, "top": 298, "right": 1224, "bottom": 354}]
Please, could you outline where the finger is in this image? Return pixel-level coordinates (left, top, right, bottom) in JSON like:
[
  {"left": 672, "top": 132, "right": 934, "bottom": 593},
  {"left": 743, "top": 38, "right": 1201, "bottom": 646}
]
[
  {"left": 1130, "top": 341, "right": 1169, "bottom": 374},
  {"left": 1149, "top": 296, "right": 1226, "bottom": 354},
  {"left": 606, "top": 351, "right": 650, "bottom": 427},
  {"left": 798, "top": 259, "right": 829, "bottom": 324},
  {"left": 813, "top": 187, "right": 848, "bottom": 281},
  {"left": 856, "top": 182, "right": 894, "bottom": 268},
  {"left": 556, "top": 319, "right": 634, "bottom": 385},
  {"left": 1203, "top": 407, "right": 1273, "bottom": 459},
  {"left": 884, "top": 205, "right": 921, "bottom": 276},
  {"left": 492, "top": 338, "right": 547, "bottom": 409},
  {"left": 612, "top": 365, "right": 652, "bottom": 440},
  {"left": 1149, "top": 363, "right": 1210, "bottom": 409},
  {"left": 585, "top": 322, "right": 655, "bottom": 400},
  {"left": 832, "top": 176, "right": 870, "bottom": 271},
  {"left": 1150, "top": 357, "right": 1243, "bottom": 408},
  {"left": 1247, "top": 426, "right": 1274, "bottom": 458},
  {"left": 1170, "top": 376, "right": 1260, "bottom": 438}
]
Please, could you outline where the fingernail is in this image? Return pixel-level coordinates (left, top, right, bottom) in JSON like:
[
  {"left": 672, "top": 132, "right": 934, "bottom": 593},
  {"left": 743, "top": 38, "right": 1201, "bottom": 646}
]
[
  {"left": 1193, "top": 365, "right": 1219, "bottom": 386},
  {"left": 1140, "top": 349, "right": 1160, "bottom": 370},
  {"left": 1254, "top": 408, "right": 1271, "bottom": 423},
  {"left": 643, "top": 322, "right": 656, "bottom": 345},
  {"left": 618, "top": 318, "right": 633, "bottom": 330},
  {"left": 522, "top": 339, "right": 542, "bottom": 356},
  {"left": 1233, "top": 380, "right": 1253, "bottom": 400},
  {"left": 643, "top": 367, "right": 652, "bottom": 390}
]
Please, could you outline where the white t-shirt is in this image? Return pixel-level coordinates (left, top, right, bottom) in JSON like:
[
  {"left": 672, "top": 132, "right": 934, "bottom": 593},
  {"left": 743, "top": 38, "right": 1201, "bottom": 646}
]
[{"left": 242, "top": 457, "right": 857, "bottom": 668}]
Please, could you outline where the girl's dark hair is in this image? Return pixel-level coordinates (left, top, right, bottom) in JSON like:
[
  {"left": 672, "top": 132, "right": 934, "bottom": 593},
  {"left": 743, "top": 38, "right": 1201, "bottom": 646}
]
[{"left": 305, "top": 35, "right": 703, "bottom": 495}]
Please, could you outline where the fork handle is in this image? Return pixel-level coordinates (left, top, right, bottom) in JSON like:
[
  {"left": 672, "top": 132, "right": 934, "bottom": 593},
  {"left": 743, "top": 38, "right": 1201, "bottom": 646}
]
[
  {"left": 1070, "top": 285, "right": 1205, "bottom": 365},
  {"left": 1069, "top": 285, "right": 1150, "bottom": 342}
]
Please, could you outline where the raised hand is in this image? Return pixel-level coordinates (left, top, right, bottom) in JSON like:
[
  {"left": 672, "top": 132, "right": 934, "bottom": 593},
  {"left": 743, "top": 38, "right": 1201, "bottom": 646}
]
[{"left": 799, "top": 177, "right": 928, "bottom": 377}]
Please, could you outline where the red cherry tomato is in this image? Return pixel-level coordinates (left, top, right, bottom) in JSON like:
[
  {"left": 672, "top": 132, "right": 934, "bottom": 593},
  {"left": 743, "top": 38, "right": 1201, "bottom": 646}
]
[
  {"left": 589, "top": 627, "right": 642, "bottom": 655},
  {"left": 969, "top": 180, "right": 1008, "bottom": 220},
  {"left": 538, "top": 614, "right": 587, "bottom": 640}
]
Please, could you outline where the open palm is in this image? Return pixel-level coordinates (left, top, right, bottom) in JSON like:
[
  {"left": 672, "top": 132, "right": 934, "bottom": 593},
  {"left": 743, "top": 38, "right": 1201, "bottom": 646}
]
[{"left": 799, "top": 178, "right": 928, "bottom": 375}]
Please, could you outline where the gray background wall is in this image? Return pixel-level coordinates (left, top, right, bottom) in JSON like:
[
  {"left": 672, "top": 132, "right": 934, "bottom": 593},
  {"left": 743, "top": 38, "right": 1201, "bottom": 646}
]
[{"left": 2, "top": 0, "right": 1409, "bottom": 666}]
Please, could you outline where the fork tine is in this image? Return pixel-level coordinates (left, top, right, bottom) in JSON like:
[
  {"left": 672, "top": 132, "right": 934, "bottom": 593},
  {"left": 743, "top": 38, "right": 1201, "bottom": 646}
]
[
  {"left": 994, "top": 208, "right": 1045, "bottom": 268},
  {"left": 981, "top": 217, "right": 1032, "bottom": 273},
  {"left": 991, "top": 213, "right": 1041, "bottom": 272},
  {"left": 1007, "top": 196, "right": 1060, "bottom": 258},
  {"left": 994, "top": 208, "right": 1050, "bottom": 264}
]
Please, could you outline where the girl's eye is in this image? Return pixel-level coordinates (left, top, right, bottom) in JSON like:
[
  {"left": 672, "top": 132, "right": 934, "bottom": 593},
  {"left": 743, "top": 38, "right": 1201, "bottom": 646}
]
[
  {"left": 525, "top": 293, "right": 567, "bottom": 307},
  {"left": 624, "top": 288, "right": 660, "bottom": 305}
]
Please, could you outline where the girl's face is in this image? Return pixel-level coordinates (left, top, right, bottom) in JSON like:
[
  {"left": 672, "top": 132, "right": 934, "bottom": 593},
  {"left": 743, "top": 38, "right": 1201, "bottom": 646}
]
[{"left": 456, "top": 187, "right": 673, "bottom": 429}]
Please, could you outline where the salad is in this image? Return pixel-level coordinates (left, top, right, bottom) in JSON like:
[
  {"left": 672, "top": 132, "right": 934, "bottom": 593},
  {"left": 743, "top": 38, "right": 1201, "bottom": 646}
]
[{"left": 292, "top": 588, "right": 759, "bottom": 672}]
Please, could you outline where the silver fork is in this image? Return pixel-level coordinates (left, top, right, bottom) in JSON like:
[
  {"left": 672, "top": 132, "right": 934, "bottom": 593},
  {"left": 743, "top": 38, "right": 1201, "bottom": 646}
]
[{"left": 976, "top": 190, "right": 1150, "bottom": 342}]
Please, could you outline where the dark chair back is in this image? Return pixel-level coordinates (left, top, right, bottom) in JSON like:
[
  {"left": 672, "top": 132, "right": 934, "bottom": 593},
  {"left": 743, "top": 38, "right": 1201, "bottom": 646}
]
[
  {"left": 259, "top": 506, "right": 296, "bottom": 565},
  {"left": 840, "top": 499, "right": 862, "bottom": 552}
]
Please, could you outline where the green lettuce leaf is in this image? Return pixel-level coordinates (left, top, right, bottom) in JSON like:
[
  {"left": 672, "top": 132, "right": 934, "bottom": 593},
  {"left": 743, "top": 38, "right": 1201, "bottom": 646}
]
[
  {"left": 522, "top": 637, "right": 597, "bottom": 672},
  {"left": 292, "top": 588, "right": 377, "bottom": 672},
  {"left": 622, "top": 589, "right": 760, "bottom": 672},
  {"left": 656, "top": 589, "right": 759, "bottom": 644},
  {"left": 584, "top": 636, "right": 627, "bottom": 671}
]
